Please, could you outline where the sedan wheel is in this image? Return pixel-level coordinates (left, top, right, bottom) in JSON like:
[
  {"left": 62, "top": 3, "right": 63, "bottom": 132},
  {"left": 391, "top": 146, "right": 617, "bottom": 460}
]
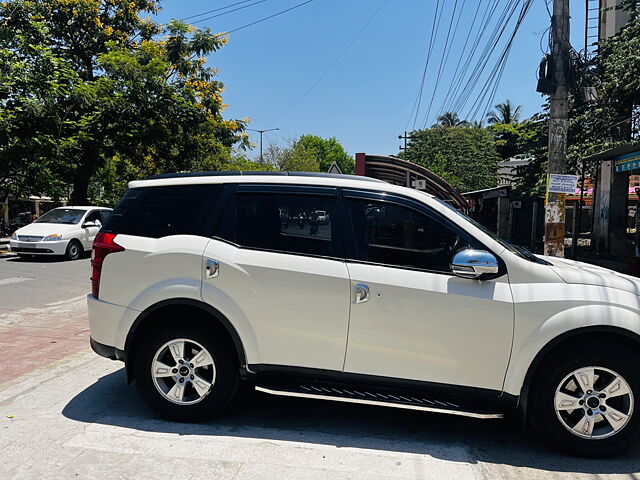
[{"left": 65, "top": 240, "right": 82, "bottom": 260}]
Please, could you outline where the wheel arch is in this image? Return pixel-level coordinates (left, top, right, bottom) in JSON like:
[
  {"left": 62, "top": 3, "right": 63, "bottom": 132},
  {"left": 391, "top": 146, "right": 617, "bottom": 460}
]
[
  {"left": 123, "top": 298, "right": 247, "bottom": 383},
  {"left": 516, "top": 325, "right": 640, "bottom": 423}
]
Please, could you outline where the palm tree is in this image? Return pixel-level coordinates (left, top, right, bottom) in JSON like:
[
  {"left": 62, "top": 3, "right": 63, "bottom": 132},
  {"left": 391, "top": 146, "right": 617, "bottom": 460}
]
[
  {"left": 434, "top": 112, "right": 470, "bottom": 127},
  {"left": 486, "top": 100, "right": 522, "bottom": 124}
]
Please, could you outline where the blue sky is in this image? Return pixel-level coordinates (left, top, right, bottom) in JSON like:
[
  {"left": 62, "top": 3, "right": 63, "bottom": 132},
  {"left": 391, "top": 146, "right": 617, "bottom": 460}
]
[{"left": 153, "top": 0, "right": 586, "bottom": 161}]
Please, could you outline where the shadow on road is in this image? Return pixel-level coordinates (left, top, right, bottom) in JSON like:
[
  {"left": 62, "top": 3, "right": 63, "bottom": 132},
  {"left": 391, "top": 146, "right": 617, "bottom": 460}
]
[{"left": 63, "top": 368, "right": 640, "bottom": 474}]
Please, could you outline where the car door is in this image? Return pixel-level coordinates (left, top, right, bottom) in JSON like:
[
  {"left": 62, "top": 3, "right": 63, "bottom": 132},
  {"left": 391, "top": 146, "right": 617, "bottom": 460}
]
[
  {"left": 81, "top": 210, "right": 103, "bottom": 249},
  {"left": 201, "top": 184, "right": 351, "bottom": 372},
  {"left": 342, "top": 190, "right": 514, "bottom": 392}
]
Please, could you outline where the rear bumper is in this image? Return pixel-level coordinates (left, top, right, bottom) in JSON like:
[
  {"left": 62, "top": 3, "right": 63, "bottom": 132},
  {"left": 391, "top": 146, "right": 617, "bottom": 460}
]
[{"left": 90, "top": 337, "right": 124, "bottom": 361}]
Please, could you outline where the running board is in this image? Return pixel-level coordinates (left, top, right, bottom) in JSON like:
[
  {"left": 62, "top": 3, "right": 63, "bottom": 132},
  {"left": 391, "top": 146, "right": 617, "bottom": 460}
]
[{"left": 255, "top": 385, "right": 503, "bottom": 419}]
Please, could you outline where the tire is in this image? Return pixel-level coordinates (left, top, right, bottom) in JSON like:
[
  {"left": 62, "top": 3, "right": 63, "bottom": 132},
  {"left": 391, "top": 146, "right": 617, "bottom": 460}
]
[
  {"left": 64, "top": 240, "right": 82, "bottom": 261},
  {"left": 530, "top": 342, "right": 640, "bottom": 457},
  {"left": 134, "top": 322, "right": 239, "bottom": 422}
]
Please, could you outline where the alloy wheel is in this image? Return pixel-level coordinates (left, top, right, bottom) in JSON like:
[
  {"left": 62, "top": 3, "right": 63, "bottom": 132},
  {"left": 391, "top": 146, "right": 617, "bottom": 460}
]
[
  {"left": 554, "top": 366, "right": 634, "bottom": 439},
  {"left": 151, "top": 338, "right": 216, "bottom": 405}
]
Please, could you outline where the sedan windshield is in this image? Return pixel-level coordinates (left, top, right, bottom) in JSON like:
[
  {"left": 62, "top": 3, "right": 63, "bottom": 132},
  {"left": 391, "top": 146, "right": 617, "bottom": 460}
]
[{"left": 35, "top": 209, "right": 85, "bottom": 225}]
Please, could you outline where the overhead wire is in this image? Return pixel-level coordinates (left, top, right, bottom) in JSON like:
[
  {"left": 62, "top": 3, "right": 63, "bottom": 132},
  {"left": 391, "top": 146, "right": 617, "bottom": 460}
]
[
  {"left": 440, "top": 0, "right": 501, "bottom": 114},
  {"left": 421, "top": 0, "right": 465, "bottom": 128},
  {"left": 189, "top": 0, "right": 268, "bottom": 25},
  {"left": 449, "top": 0, "right": 522, "bottom": 115},
  {"left": 407, "top": 0, "right": 443, "bottom": 131},
  {"left": 466, "top": 0, "right": 535, "bottom": 121},
  {"left": 435, "top": 0, "right": 485, "bottom": 118},
  {"left": 181, "top": 0, "right": 256, "bottom": 21},
  {"left": 269, "top": 0, "right": 389, "bottom": 125}
]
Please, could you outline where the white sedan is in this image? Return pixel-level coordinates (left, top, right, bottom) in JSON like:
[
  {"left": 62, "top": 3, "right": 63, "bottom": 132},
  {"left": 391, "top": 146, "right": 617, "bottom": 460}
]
[{"left": 10, "top": 206, "right": 112, "bottom": 260}]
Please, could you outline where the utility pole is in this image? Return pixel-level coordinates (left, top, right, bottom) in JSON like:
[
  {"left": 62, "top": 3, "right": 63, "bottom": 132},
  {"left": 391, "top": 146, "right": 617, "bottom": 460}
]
[
  {"left": 398, "top": 131, "right": 416, "bottom": 151},
  {"left": 544, "top": 0, "right": 570, "bottom": 257},
  {"left": 247, "top": 128, "right": 279, "bottom": 163}
]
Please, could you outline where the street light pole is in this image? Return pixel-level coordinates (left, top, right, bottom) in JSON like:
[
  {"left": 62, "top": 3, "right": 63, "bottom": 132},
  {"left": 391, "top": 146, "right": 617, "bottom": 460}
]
[{"left": 247, "top": 128, "right": 280, "bottom": 163}]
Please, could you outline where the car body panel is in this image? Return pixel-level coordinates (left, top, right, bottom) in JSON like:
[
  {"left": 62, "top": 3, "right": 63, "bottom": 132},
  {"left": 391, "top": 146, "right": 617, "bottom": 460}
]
[
  {"left": 344, "top": 262, "right": 514, "bottom": 391},
  {"left": 201, "top": 238, "right": 351, "bottom": 370}
]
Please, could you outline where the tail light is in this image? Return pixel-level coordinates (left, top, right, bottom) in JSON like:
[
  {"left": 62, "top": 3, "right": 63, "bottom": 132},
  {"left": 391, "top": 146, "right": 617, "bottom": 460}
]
[{"left": 91, "top": 232, "right": 124, "bottom": 298}]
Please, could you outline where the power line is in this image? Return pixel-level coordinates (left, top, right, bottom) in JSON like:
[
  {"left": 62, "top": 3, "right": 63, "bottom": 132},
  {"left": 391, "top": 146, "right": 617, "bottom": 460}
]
[
  {"left": 442, "top": 0, "right": 501, "bottom": 114},
  {"left": 435, "top": 0, "right": 484, "bottom": 118},
  {"left": 407, "top": 0, "right": 443, "bottom": 131},
  {"left": 269, "top": 0, "right": 388, "bottom": 125},
  {"left": 224, "top": 0, "right": 314, "bottom": 34},
  {"left": 421, "top": 0, "right": 464, "bottom": 128},
  {"left": 449, "top": 0, "right": 521, "bottom": 115},
  {"left": 181, "top": 1, "right": 256, "bottom": 21},
  {"left": 466, "top": 0, "right": 534, "bottom": 121},
  {"left": 190, "top": 0, "right": 268, "bottom": 26}
]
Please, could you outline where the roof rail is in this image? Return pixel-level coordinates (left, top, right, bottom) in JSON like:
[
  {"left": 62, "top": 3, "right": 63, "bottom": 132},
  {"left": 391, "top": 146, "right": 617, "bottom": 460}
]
[{"left": 147, "top": 171, "right": 384, "bottom": 183}]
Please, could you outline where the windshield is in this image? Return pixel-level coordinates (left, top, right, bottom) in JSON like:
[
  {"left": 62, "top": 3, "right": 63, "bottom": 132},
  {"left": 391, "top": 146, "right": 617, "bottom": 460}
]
[
  {"left": 35, "top": 208, "right": 85, "bottom": 225},
  {"left": 432, "top": 197, "right": 550, "bottom": 265}
]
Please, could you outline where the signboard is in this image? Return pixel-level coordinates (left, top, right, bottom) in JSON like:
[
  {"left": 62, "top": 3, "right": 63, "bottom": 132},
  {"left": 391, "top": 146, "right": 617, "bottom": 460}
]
[
  {"left": 327, "top": 162, "right": 342, "bottom": 175},
  {"left": 614, "top": 151, "right": 640, "bottom": 173},
  {"left": 548, "top": 174, "right": 578, "bottom": 194},
  {"left": 413, "top": 179, "right": 427, "bottom": 190}
]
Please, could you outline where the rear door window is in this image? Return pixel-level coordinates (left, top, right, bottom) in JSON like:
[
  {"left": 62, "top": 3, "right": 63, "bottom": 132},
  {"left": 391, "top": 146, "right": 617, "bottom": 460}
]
[{"left": 217, "top": 191, "right": 342, "bottom": 258}]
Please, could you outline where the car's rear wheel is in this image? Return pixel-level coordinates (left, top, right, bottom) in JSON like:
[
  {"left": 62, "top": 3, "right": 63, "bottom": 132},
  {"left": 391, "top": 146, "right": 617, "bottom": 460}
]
[
  {"left": 134, "top": 323, "right": 239, "bottom": 421},
  {"left": 65, "top": 239, "right": 82, "bottom": 261},
  {"left": 530, "top": 342, "right": 640, "bottom": 457}
]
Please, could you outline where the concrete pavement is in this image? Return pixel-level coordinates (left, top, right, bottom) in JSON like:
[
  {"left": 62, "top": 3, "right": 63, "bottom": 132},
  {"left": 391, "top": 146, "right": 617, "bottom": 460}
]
[{"left": 1, "top": 258, "right": 640, "bottom": 478}]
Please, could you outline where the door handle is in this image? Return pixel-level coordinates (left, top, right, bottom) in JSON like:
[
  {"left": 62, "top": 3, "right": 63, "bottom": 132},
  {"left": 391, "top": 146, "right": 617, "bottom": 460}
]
[
  {"left": 205, "top": 258, "right": 220, "bottom": 279},
  {"left": 355, "top": 283, "right": 369, "bottom": 304}
]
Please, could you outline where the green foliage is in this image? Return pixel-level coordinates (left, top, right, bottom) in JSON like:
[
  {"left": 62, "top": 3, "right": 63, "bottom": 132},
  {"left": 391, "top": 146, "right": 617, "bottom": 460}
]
[
  {"left": 295, "top": 135, "right": 354, "bottom": 174},
  {"left": 0, "top": 0, "right": 247, "bottom": 204},
  {"left": 261, "top": 135, "right": 352, "bottom": 174},
  {"left": 488, "top": 121, "right": 540, "bottom": 160},
  {"left": 400, "top": 126, "right": 500, "bottom": 192},
  {"left": 434, "top": 112, "right": 470, "bottom": 128},
  {"left": 263, "top": 140, "right": 320, "bottom": 172},
  {"left": 486, "top": 100, "right": 522, "bottom": 125}
]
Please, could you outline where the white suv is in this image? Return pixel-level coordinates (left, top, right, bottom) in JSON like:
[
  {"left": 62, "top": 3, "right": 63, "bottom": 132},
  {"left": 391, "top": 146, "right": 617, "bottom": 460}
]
[{"left": 88, "top": 172, "right": 640, "bottom": 457}]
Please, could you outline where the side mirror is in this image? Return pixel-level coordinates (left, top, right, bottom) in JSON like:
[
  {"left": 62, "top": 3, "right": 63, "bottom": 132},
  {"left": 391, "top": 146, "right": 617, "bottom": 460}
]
[
  {"left": 82, "top": 221, "right": 97, "bottom": 228},
  {"left": 451, "top": 249, "right": 499, "bottom": 279}
]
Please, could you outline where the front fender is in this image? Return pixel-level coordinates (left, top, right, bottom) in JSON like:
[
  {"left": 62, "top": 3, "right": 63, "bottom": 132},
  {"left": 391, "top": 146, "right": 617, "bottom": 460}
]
[{"left": 503, "top": 304, "right": 640, "bottom": 396}]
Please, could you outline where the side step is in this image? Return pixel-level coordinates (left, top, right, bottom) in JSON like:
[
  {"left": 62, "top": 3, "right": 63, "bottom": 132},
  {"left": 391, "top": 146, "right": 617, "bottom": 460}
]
[{"left": 254, "top": 384, "right": 503, "bottom": 420}]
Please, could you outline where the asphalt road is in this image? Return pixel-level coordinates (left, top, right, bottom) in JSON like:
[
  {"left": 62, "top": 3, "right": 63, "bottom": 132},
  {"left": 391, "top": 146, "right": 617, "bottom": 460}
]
[
  {"left": 0, "top": 251, "right": 91, "bottom": 312},
  {"left": 1, "top": 256, "right": 640, "bottom": 479}
]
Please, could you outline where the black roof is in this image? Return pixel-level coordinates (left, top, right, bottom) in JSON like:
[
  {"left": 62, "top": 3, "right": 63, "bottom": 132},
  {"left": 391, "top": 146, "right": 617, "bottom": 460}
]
[{"left": 147, "top": 171, "right": 384, "bottom": 183}]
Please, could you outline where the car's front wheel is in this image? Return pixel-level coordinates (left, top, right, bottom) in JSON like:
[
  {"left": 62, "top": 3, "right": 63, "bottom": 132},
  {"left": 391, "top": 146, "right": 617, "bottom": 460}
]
[
  {"left": 530, "top": 342, "right": 640, "bottom": 457},
  {"left": 134, "top": 323, "right": 239, "bottom": 422},
  {"left": 64, "top": 239, "right": 82, "bottom": 260}
]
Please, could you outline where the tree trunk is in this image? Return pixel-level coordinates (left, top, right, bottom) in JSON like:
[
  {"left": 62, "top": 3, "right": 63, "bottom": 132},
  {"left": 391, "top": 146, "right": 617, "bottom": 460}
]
[{"left": 70, "top": 148, "right": 97, "bottom": 205}]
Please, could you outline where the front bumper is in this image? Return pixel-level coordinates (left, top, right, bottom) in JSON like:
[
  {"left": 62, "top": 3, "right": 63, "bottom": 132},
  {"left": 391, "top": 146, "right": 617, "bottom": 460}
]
[{"left": 9, "top": 239, "right": 68, "bottom": 255}]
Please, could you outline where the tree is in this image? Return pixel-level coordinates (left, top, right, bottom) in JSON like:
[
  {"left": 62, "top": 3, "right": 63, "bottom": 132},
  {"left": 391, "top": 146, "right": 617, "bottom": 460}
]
[
  {"left": 263, "top": 140, "right": 321, "bottom": 172},
  {"left": 295, "top": 135, "right": 353, "bottom": 173},
  {"left": 400, "top": 126, "right": 500, "bottom": 192},
  {"left": 486, "top": 100, "right": 523, "bottom": 125},
  {"left": 434, "top": 112, "right": 470, "bottom": 128},
  {"left": 0, "top": 0, "right": 247, "bottom": 205},
  {"left": 488, "top": 121, "right": 540, "bottom": 160}
]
